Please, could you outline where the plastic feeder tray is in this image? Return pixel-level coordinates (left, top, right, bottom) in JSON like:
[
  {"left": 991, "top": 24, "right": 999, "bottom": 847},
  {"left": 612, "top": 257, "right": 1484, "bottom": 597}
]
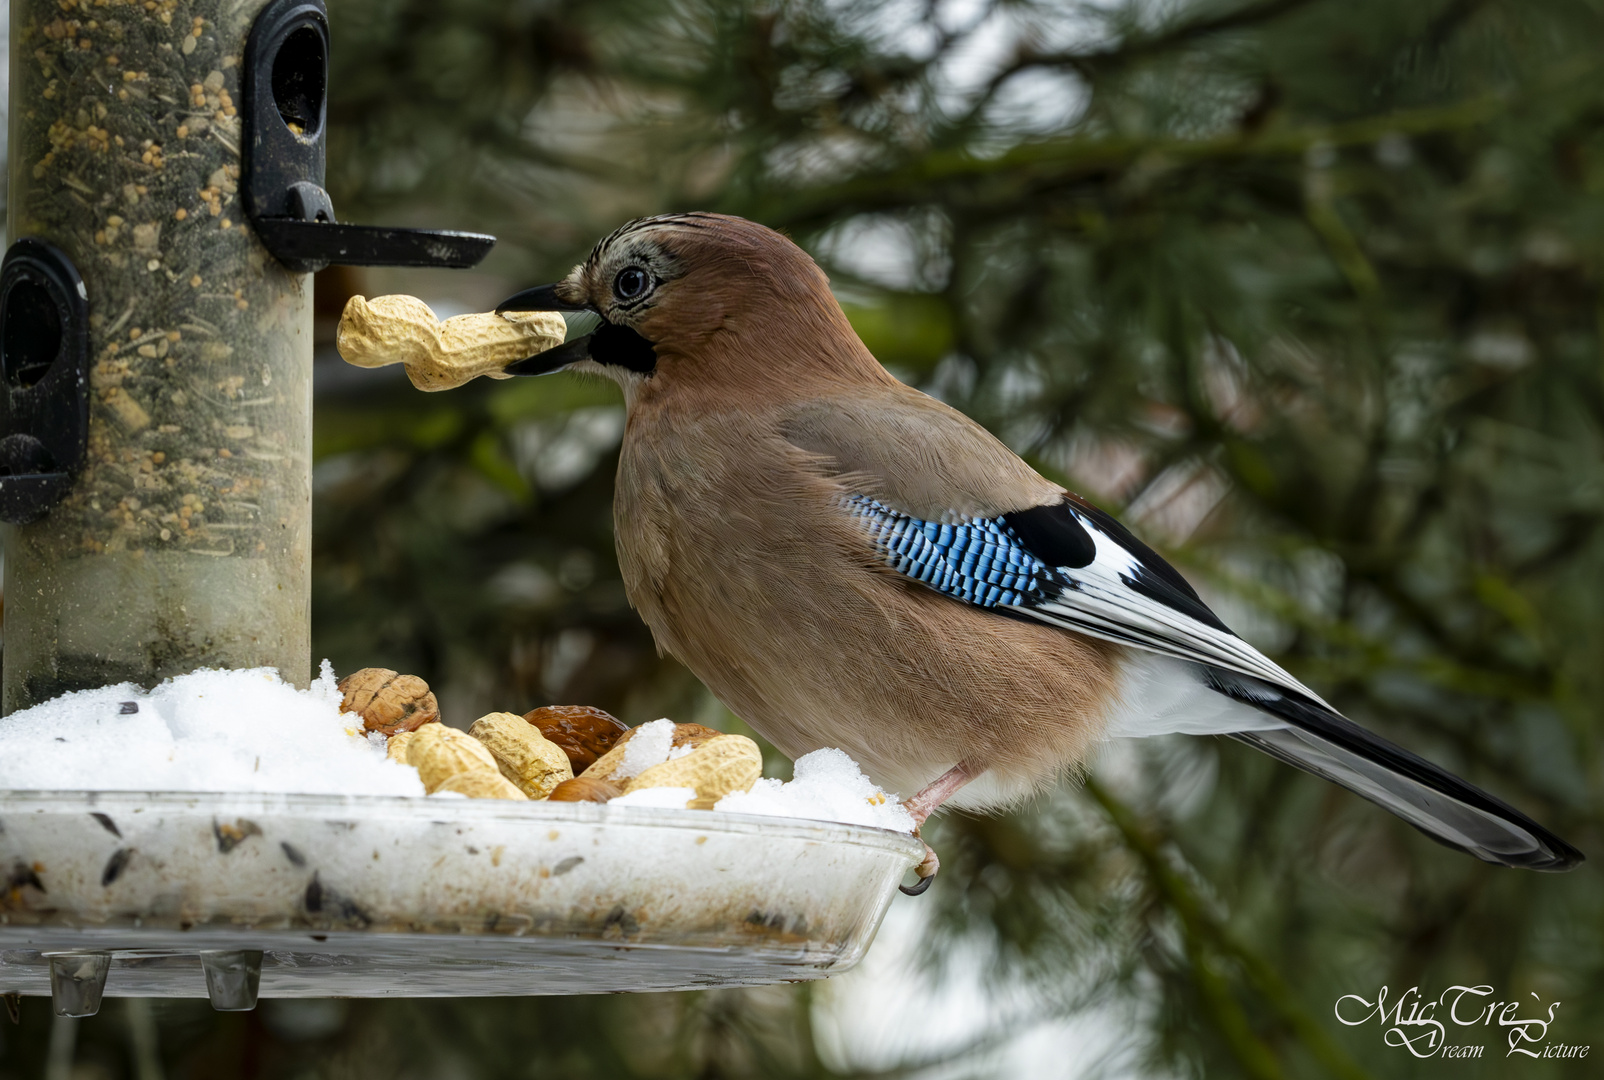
[{"left": 0, "top": 792, "right": 923, "bottom": 1013}]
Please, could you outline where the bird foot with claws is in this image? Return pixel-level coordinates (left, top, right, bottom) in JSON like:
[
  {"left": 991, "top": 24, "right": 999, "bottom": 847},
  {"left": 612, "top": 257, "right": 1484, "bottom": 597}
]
[
  {"left": 899, "top": 840, "right": 940, "bottom": 896},
  {"left": 897, "top": 761, "right": 979, "bottom": 896}
]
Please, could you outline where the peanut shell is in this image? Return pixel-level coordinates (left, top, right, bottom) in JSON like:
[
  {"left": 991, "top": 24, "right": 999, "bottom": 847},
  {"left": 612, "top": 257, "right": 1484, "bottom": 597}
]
[
  {"left": 409, "top": 724, "right": 499, "bottom": 794},
  {"left": 337, "top": 667, "right": 439, "bottom": 735},
  {"left": 523, "top": 705, "right": 629, "bottom": 772},
  {"left": 386, "top": 730, "right": 417, "bottom": 766},
  {"left": 469, "top": 712, "right": 574, "bottom": 799},
  {"left": 582, "top": 722, "right": 727, "bottom": 783},
  {"left": 435, "top": 770, "right": 530, "bottom": 801},
  {"left": 337, "top": 295, "right": 567, "bottom": 392},
  {"left": 547, "top": 776, "right": 625, "bottom": 803},
  {"left": 623, "top": 734, "right": 763, "bottom": 809}
]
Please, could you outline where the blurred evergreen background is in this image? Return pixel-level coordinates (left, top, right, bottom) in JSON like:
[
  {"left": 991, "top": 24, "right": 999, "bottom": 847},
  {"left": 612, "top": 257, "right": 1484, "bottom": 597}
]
[{"left": 4, "top": 0, "right": 1603, "bottom": 1076}]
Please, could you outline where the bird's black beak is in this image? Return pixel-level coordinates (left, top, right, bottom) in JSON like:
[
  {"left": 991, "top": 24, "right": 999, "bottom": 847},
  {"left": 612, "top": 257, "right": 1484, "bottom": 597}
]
[
  {"left": 503, "top": 333, "right": 594, "bottom": 376},
  {"left": 496, "top": 283, "right": 658, "bottom": 377},
  {"left": 495, "top": 283, "right": 597, "bottom": 314},
  {"left": 497, "top": 281, "right": 600, "bottom": 375}
]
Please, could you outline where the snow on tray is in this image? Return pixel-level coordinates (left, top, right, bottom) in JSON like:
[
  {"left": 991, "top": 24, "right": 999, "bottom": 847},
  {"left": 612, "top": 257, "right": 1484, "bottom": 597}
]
[
  {"left": 615, "top": 718, "right": 677, "bottom": 779},
  {"left": 0, "top": 661, "right": 423, "bottom": 796},
  {"left": 610, "top": 785, "right": 698, "bottom": 809},
  {"left": 601, "top": 720, "right": 915, "bottom": 831},
  {"left": 715, "top": 748, "right": 915, "bottom": 832},
  {"left": 0, "top": 665, "right": 914, "bottom": 831}
]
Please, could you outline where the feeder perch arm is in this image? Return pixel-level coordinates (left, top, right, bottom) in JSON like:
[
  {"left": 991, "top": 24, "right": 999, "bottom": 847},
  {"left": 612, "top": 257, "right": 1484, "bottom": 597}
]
[{"left": 241, "top": 0, "right": 496, "bottom": 274}]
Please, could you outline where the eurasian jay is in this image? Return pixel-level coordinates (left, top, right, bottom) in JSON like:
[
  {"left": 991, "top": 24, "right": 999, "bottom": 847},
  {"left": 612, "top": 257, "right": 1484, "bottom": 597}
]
[{"left": 497, "top": 212, "right": 1582, "bottom": 889}]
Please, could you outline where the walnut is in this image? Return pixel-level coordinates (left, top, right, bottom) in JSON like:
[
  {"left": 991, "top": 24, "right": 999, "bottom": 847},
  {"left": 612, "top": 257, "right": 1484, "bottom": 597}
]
[
  {"left": 655, "top": 722, "right": 724, "bottom": 751},
  {"left": 336, "top": 295, "right": 566, "bottom": 392},
  {"left": 468, "top": 712, "right": 573, "bottom": 799},
  {"left": 337, "top": 668, "right": 439, "bottom": 735},
  {"left": 548, "top": 776, "right": 625, "bottom": 803},
  {"left": 523, "top": 705, "right": 630, "bottom": 772}
]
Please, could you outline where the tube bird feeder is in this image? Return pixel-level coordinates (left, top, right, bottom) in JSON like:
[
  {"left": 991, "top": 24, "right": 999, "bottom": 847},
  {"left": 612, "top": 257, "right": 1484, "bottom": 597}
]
[
  {"left": 0, "top": 0, "right": 924, "bottom": 1018},
  {"left": 1, "top": 0, "right": 492, "bottom": 712}
]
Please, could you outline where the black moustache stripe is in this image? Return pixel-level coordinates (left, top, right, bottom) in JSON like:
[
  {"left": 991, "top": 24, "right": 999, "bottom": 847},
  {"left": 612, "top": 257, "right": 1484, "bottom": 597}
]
[{"left": 590, "top": 321, "right": 658, "bottom": 374}]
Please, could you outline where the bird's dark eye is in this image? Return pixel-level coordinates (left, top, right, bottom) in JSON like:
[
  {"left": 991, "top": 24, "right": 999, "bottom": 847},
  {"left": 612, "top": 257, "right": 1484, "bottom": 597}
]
[{"left": 613, "top": 267, "right": 649, "bottom": 301}]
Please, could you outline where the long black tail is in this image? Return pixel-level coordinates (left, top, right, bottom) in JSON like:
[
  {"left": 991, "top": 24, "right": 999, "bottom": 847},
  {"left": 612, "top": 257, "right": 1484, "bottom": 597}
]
[{"left": 1206, "top": 667, "right": 1584, "bottom": 871}]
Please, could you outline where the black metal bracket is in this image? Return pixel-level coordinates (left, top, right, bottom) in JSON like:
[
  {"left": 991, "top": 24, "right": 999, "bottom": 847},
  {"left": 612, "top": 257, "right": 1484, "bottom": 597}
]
[
  {"left": 0, "top": 239, "right": 91, "bottom": 525},
  {"left": 242, "top": 0, "right": 495, "bottom": 274}
]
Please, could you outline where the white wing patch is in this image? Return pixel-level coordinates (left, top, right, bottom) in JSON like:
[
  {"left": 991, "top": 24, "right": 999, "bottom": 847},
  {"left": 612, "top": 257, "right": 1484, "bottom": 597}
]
[
  {"left": 1003, "top": 508, "right": 1333, "bottom": 711},
  {"left": 1103, "top": 653, "right": 1283, "bottom": 738}
]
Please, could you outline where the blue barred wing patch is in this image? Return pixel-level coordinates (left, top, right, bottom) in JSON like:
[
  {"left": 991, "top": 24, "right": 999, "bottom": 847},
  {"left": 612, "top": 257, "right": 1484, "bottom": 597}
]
[
  {"left": 842, "top": 495, "right": 1050, "bottom": 608},
  {"left": 844, "top": 492, "right": 1329, "bottom": 705}
]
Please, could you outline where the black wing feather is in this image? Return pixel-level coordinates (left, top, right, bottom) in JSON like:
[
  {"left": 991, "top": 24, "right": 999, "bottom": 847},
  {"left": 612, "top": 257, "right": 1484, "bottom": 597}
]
[
  {"left": 1000, "top": 503, "right": 1097, "bottom": 569},
  {"left": 1024, "top": 499, "right": 1583, "bottom": 871},
  {"left": 1207, "top": 668, "right": 1583, "bottom": 871}
]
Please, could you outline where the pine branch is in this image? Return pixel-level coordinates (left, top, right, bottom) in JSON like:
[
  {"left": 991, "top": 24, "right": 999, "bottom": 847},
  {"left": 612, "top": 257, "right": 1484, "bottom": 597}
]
[
  {"left": 1085, "top": 779, "right": 1375, "bottom": 1080},
  {"left": 751, "top": 95, "right": 1504, "bottom": 226},
  {"left": 1019, "top": 0, "right": 1328, "bottom": 78}
]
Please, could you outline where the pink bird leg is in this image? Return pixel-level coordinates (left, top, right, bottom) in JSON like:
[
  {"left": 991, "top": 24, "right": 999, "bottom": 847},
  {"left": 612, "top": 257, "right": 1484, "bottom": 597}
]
[{"left": 900, "top": 761, "right": 981, "bottom": 895}]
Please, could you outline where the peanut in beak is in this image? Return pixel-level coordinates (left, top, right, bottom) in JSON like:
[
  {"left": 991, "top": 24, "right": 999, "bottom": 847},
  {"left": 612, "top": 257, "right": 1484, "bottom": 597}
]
[{"left": 336, "top": 294, "right": 568, "bottom": 392}]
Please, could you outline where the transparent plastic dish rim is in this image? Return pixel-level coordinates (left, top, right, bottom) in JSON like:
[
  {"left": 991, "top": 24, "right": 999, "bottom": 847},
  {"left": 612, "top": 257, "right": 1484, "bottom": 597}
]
[{"left": 0, "top": 789, "right": 927, "bottom": 857}]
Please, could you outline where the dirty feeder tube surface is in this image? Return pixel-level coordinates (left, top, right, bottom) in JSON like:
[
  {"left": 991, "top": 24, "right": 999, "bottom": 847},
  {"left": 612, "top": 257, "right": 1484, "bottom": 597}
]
[{"left": 4, "top": 0, "right": 310, "bottom": 711}]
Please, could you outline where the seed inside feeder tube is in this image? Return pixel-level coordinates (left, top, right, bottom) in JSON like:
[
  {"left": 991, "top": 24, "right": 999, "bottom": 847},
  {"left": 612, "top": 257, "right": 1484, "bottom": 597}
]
[{"left": 9, "top": 0, "right": 316, "bottom": 604}]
